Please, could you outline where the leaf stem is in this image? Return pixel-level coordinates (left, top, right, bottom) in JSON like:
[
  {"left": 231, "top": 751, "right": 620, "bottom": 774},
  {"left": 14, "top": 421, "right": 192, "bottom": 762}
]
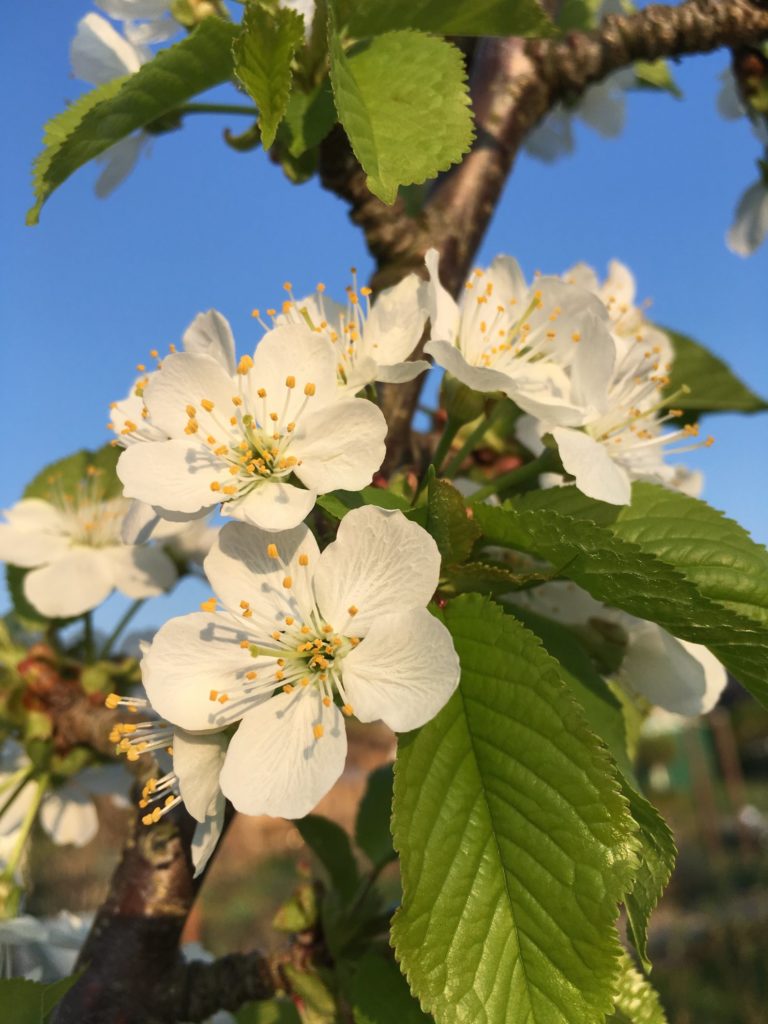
[
  {"left": 468, "top": 451, "right": 555, "bottom": 505},
  {"left": 98, "top": 599, "right": 145, "bottom": 661},
  {"left": 0, "top": 773, "right": 49, "bottom": 884},
  {"left": 0, "top": 766, "right": 35, "bottom": 822},
  {"left": 180, "top": 102, "right": 259, "bottom": 116},
  {"left": 442, "top": 403, "right": 506, "bottom": 479}
]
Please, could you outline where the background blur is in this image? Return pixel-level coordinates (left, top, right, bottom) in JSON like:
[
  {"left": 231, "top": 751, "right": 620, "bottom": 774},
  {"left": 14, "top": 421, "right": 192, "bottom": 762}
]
[{"left": 2, "top": 5, "right": 767, "bottom": 1022}]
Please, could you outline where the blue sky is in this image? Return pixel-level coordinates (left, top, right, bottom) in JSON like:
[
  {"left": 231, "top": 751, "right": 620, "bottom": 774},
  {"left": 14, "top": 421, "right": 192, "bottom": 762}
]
[{"left": 1, "top": 2, "right": 767, "bottom": 634}]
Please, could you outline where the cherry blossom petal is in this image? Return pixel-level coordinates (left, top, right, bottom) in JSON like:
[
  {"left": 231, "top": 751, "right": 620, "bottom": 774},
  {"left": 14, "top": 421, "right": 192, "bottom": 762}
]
[
  {"left": 424, "top": 340, "right": 513, "bottom": 394},
  {"left": 70, "top": 13, "right": 144, "bottom": 85},
  {"left": 249, "top": 326, "right": 338, "bottom": 412},
  {"left": 39, "top": 791, "right": 99, "bottom": 847},
  {"left": 182, "top": 310, "right": 236, "bottom": 375},
  {"left": 220, "top": 691, "right": 347, "bottom": 819},
  {"left": 223, "top": 480, "right": 317, "bottom": 532},
  {"left": 173, "top": 730, "right": 227, "bottom": 822},
  {"left": 727, "top": 180, "right": 768, "bottom": 257},
  {"left": 24, "top": 548, "right": 115, "bottom": 617},
  {"left": 363, "top": 275, "right": 427, "bottom": 364},
  {"left": 314, "top": 506, "right": 441, "bottom": 634},
  {"left": 424, "top": 248, "right": 460, "bottom": 344},
  {"left": 620, "top": 622, "right": 727, "bottom": 715},
  {"left": 204, "top": 520, "right": 319, "bottom": 629},
  {"left": 142, "top": 352, "right": 237, "bottom": 438},
  {"left": 141, "top": 612, "right": 265, "bottom": 731},
  {"left": 341, "top": 609, "right": 459, "bottom": 732},
  {"left": 94, "top": 134, "right": 147, "bottom": 198},
  {"left": 191, "top": 794, "right": 226, "bottom": 877},
  {"left": 569, "top": 313, "right": 616, "bottom": 413},
  {"left": 291, "top": 399, "right": 386, "bottom": 493},
  {"left": 118, "top": 439, "right": 221, "bottom": 514},
  {"left": 105, "top": 544, "right": 178, "bottom": 598},
  {"left": 485, "top": 254, "right": 528, "bottom": 303},
  {"left": 375, "top": 360, "right": 431, "bottom": 384},
  {"left": 552, "top": 427, "right": 632, "bottom": 505},
  {"left": 0, "top": 505, "right": 70, "bottom": 568}
]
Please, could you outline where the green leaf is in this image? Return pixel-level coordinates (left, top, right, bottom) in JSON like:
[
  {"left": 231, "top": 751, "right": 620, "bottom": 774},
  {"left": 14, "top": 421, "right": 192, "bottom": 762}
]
[
  {"left": 281, "top": 79, "right": 337, "bottom": 157},
  {"left": 443, "top": 561, "right": 552, "bottom": 597},
  {"left": 28, "top": 17, "right": 238, "bottom": 222},
  {"left": 27, "top": 77, "right": 127, "bottom": 225},
  {"left": 633, "top": 60, "right": 682, "bottom": 99},
  {"left": 272, "top": 881, "right": 319, "bottom": 932},
  {"left": 475, "top": 502, "right": 768, "bottom": 707},
  {"left": 607, "top": 953, "right": 668, "bottom": 1023},
  {"left": 340, "top": 0, "right": 552, "bottom": 37},
  {"left": 427, "top": 479, "right": 480, "bottom": 565},
  {"left": 281, "top": 965, "right": 337, "bottom": 1023},
  {"left": 345, "top": 952, "right": 431, "bottom": 1024},
  {"left": 233, "top": 2, "right": 305, "bottom": 149},
  {"left": 662, "top": 327, "right": 768, "bottom": 415},
  {"left": 295, "top": 814, "right": 360, "bottom": 904},
  {"left": 236, "top": 999, "right": 302, "bottom": 1024},
  {"left": 354, "top": 764, "right": 395, "bottom": 868},
  {"left": 610, "top": 483, "right": 768, "bottom": 628},
  {"left": 317, "top": 487, "right": 412, "bottom": 520},
  {"left": 392, "top": 594, "right": 638, "bottom": 1024},
  {"left": 621, "top": 781, "right": 676, "bottom": 971},
  {"left": 328, "top": 23, "right": 474, "bottom": 204},
  {"left": 0, "top": 972, "right": 80, "bottom": 1024}
]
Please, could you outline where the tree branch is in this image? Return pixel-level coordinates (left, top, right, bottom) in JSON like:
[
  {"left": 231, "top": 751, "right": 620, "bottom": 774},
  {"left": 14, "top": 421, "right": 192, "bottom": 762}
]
[{"left": 319, "top": 0, "right": 768, "bottom": 467}]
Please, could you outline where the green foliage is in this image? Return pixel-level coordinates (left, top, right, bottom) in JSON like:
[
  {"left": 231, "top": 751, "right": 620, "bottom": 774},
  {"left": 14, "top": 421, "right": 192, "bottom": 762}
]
[
  {"left": 0, "top": 973, "right": 80, "bottom": 1024},
  {"left": 339, "top": 0, "right": 552, "bottom": 37},
  {"left": 317, "top": 487, "right": 412, "bottom": 519},
  {"left": 662, "top": 328, "right": 768, "bottom": 415},
  {"left": 328, "top": 19, "right": 474, "bottom": 204},
  {"left": 233, "top": 3, "right": 305, "bottom": 149},
  {"left": 443, "top": 560, "right": 552, "bottom": 597},
  {"left": 280, "top": 80, "right": 337, "bottom": 157},
  {"left": 272, "top": 881, "right": 319, "bottom": 932},
  {"left": 28, "top": 18, "right": 238, "bottom": 222},
  {"left": 236, "top": 998, "right": 302, "bottom": 1023},
  {"left": 621, "top": 781, "right": 676, "bottom": 971},
  {"left": 426, "top": 479, "right": 480, "bottom": 565},
  {"left": 392, "top": 594, "right": 638, "bottom": 1024},
  {"left": 610, "top": 483, "right": 768, "bottom": 628},
  {"left": 344, "top": 952, "right": 431, "bottom": 1023},
  {"left": 607, "top": 954, "right": 668, "bottom": 1023},
  {"left": 634, "top": 60, "right": 682, "bottom": 99},
  {"left": 281, "top": 964, "right": 337, "bottom": 1023},
  {"left": 475, "top": 501, "right": 768, "bottom": 707},
  {"left": 354, "top": 764, "right": 395, "bottom": 868},
  {"left": 296, "top": 814, "right": 360, "bottom": 904}
]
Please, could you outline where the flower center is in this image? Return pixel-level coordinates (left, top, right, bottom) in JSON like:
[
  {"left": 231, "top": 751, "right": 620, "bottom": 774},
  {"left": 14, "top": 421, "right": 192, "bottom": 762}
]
[{"left": 45, "top": 466, "right": 126, "bottom": 547}]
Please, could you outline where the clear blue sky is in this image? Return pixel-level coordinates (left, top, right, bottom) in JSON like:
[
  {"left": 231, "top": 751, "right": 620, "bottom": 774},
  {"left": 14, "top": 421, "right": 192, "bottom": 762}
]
[{"left": 2, "top": 2, "right": 767, "bottom": 635}]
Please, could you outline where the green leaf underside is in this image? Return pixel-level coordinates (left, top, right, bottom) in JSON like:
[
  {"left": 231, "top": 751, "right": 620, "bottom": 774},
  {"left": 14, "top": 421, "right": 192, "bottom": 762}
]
[
  {"left": 233, "top": 3, "right": 304, "bottom": 149},
  {"left": 354, "top": 764, "right": 395, "bottom": 868},
  {"left": 281, "top": 80, "right": 337, "bottom": 157},
  {"left": 633, "top": 60, "right": 682, "bottom": 98},
  {"left": 0, "top": 973, "right": 81, "bottom": 1024},
  {"left": 621, "top": 781, "right": 676, "bottom": 970},
  {"left": 295, "top": 814, "right": 360, "bottom": 903},
  {"left": 340, "top": 0, "right": 553, "bottom": 37},
  {"left": 392, "top": 594, "right": 638, "bottom": 1024},
  {"left": 328, "top": 26, "right": 474, "bottom": 204},
  {"left": 28, "top": 18, "right": 238, "bottom": 222},
  {"left": 475, "top": 501, "right": 768, "bottom": 707},
  {"left": 662, "top": 327, "right": 768, "bottom": 414},
  {"left": 317, "top": 487, "right": 412, "bottom": 519},
  {"left": 445, "top": 560, "right": 552, "bottom": 595},
  {"left": 427, "top": 479, "right": 481, "bottom": 565},
  {"left": 345, "top": 952, "right": 432, "bottom": 1024},
  {"left": 607, "top": 954, "right": 668, "bottom": 1024},
  {"left": 235, "top": 999, "right": 302, "bottom": 1024}
]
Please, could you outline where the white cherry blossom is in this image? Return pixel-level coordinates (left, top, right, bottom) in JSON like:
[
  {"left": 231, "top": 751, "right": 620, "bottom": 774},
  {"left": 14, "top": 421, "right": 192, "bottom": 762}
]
[
  {"left": 507, "top": 581, "right": 727, "bottom": 716},
  {"left": 274, "top": 270, "right": 430, "bottom": 394},
  {"left": 0, "top": 471, "right": 177, "bottom": 619},
  {"left": 727, "top": 122, "right": 768, "bottom": 256},
  {"left": 138, "top": 506, "right": 460, "bottom": 819},
  {"left": 116, "top": 324, "right": 388, "bottom": 532},
  {"left": 424, "top": 249, "right": 618, "bottom": 425}
]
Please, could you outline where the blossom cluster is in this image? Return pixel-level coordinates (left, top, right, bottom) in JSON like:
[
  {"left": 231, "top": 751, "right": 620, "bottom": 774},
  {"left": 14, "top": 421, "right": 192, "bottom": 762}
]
[{"left": 0, "top": 251, "right": 724, "bottom": 879}]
